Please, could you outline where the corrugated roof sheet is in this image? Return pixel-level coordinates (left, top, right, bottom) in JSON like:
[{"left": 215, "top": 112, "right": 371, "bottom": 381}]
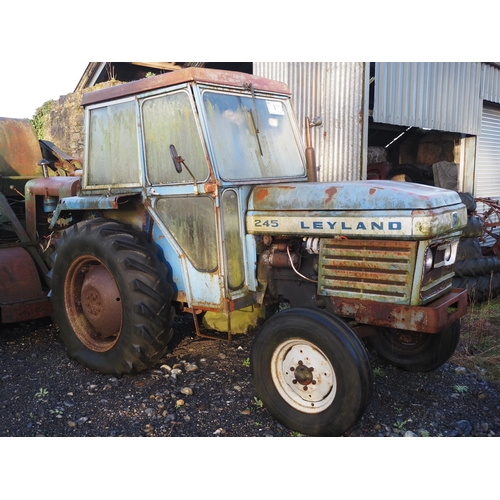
[
  {"left": 373, "top": 62, "right": 483, "bottom": 135},
  {"left": 481, "top": 63, "right": 500, "bottom": 104},
  {"left": 253, "top": 62, "right": 367, "bottom": 182}
]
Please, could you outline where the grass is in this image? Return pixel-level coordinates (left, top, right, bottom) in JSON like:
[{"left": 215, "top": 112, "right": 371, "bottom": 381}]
[{"left": 453, "top": 294, "right": 500, "bottom": 381}]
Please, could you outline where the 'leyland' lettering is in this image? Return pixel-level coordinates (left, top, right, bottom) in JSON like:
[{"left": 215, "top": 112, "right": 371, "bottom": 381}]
[{"left": 297, "top": 219, "right": 402, "bottom": 232}]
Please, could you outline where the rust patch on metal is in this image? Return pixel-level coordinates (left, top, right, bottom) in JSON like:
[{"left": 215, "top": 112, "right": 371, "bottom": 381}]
[
  {"left": 81, "top": 265, "right": 122, "bottom": 335},
  {"left": 26, "top": 176, "right": 81, "bottom": 197},
  {"left": 476, "top": 197, "right": 500, "bottom": 256},
  {"left": 1, "top": 297, "right": 52, "bottom": 324},
  {"left": 82, "top": 68, "right": 292, "bottom": 107},
  {"left": 0, "top": 247, "right": 51, "bottom": 323},
  {"left": 0, "top": 118, "right": 42, "bottom": 177},
  {"left": 255, "top": 188, "right": 270, "bottom": 202},
  {"left": 324, "top": 186, "right": 338, "bottom": 204},
  {"left": 0, "top": 247, "right": 45, "bottom": 300},
  {"left": 204, "top": 183, "right": 217, "bottom": 194},
  {"left": 328, "top": 288, "right": 467, "bottom": 334},
  {"left": 369, "top": 188, "right": 377, "bottom": 195}
]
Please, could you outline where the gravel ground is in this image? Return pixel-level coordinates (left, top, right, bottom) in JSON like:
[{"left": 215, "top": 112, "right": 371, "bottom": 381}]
[{"left": 1, "top": 314, "right": 500, "bottom": 438}]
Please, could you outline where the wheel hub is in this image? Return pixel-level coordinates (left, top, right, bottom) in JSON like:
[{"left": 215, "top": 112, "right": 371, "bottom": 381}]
[
  {"left": 80, "top": 265, "right": 122, "bottom": 336},
  {"left": 388, "top": 329, "right": 426, "bottom": 349},
  {"left": 271, "top": 339, "right": 337, "bottom": 413},
  {"left": 291, "top": 361, "right": 315, "bottom": 388}
]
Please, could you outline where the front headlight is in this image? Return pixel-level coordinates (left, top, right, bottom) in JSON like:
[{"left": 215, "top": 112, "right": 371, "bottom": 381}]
[
  {"left": 443, "top": 245, "right": 452, "bottom": 262},
  {"left": 424, "top": 246, "right": 434, "bottom": 272},
  {"left": 425, "top": 239, "right": 459, "bottom": 272}
]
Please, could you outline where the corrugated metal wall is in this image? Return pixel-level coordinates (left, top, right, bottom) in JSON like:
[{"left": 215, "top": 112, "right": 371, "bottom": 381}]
[
  {"left": 373, "top": 62, "right": 483, "bottom": 135},
  {"left": 482, "top": 64, "right": 500, "bottom": 104},
  {"left": 476, "top": 106, "right": 500, "bottom": 198},
  {"left": 475, "top": 106, "right": 500, "bottom": 246},
  {"left": 253, "top": 62, "right": 367, "bottom": 182}
]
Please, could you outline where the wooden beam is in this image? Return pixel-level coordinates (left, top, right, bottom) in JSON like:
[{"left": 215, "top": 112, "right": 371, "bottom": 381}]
[{"left": 130, "top": 62, "right": 182, "bottom": 71}]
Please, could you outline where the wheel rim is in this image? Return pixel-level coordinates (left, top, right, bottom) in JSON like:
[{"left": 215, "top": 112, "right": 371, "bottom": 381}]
[
  {"left": 271, "top": 339, "right": 337, "bottom": 414},
  {"left": 63, "top": 255, "right": 123, "bottom": 352},
  {"left": 378, "top": 329, "right": 431, "bottom": 355}
]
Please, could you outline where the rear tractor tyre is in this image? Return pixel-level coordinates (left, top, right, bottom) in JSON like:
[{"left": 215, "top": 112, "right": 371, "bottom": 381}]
[
  {"left": 50, "top": 218, "right": 175, "bottom": 375},
  {"left": 368, "top": 320, "right": 460, "bottom": 373},
  {"left": 458, "top": 192, "right": 477, "bottom": 214},
  {"left": 251, "top": 308, "right": 373, "bottom": 436},
  {"left": 454, "top": 255, "right": 500, "bottom": 278},
  {"left": 461, "top": 215, "right": 484, "bottom": 239},
  {"left": 456, "top": 238, "right": 483, "bottom": 261},
  {"left": 452, "top": 273, "right": 500, "bottom": 303}
]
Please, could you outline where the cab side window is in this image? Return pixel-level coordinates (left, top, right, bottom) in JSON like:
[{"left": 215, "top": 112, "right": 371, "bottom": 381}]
[
  {"left": 142, "top": 91, "right": 209, "bottom": 185},
  {"left": 86, "top": 100, "right": 140, "bottom": 187}
]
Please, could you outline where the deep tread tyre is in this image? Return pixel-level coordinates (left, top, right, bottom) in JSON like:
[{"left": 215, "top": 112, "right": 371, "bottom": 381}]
[
  {"left": 458, "top": 192, "right": 477, "bottom": 213},
  {"left": 452, "top": 273, "right": 500, "bottom": 303},
  {"left": 461, "top": 215, "right": 484, "bottom": 239},
  {"left": 387, "top": 164, "right": 424, "bottom": 184},
  {"left": 456, "top": 238, "right": 483, "bottom": 261},
  {"left": 250, "top": 308, "right": 373, "bottom": 436},
  {"left": 454, "top": 255, "right": 500, "bottom": 278},
  {"left": 50, "top": 218, "right": 175, "bottom": 375},
  {"left": 368, "top": 321, "right": 460, "bottom": 373}
]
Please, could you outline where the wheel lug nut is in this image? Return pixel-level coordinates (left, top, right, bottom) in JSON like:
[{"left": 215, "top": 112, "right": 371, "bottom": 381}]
[
  {"left": 298, "top": 360, "right": 303, "bottom": 366},
  {"left": 292, "top": 379, "right": 297, "bottom": 384},
  {"left": 290, "top": 367, "right": 294, "bottom": 372},
  {"left": 303, "top": 386, "right": 308, "bottom": 391}
]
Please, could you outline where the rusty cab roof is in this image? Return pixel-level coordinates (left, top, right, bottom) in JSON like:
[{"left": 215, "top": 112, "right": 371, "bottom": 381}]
[{"left": 81, "top": 67, "right": 292, "bottom": 107}]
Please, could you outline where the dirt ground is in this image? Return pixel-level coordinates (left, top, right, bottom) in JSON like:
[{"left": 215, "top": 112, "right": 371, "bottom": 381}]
[{"left": 1, "top": 311, "right": 499, "bottom": 438}]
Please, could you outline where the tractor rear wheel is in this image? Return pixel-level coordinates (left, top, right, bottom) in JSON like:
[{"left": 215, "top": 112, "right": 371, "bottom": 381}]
[
  {"left": 50, "top": 218, "right": 175, "bottom": 375},
  {"left": 368, "top": 321, "right": 460, "bottom": 372}
]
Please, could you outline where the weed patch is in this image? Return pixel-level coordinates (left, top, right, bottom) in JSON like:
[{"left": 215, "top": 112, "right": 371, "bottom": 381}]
[{"left": 453, "top": 295, "right": 500, "bottom": 381}]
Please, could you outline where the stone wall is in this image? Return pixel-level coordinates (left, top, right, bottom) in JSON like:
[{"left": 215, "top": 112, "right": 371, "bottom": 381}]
[{"left": 38, "top": 80, "right": 123, "bottom": 159}]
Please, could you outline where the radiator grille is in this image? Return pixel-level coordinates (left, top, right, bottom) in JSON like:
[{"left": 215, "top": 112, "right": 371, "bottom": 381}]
[{"left": 319, "top": 239, "right": 417, "bottom": 304}]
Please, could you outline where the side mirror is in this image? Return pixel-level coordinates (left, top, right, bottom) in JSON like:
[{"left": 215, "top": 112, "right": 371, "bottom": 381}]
[
  {"left": 169, "top": 144, "right": 199, "bottom": 195},
  {"left": 169, "top": 144, "right": 183, "bottom": 173}
]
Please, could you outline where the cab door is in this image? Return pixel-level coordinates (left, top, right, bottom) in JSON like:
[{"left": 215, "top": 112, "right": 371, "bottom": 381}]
[{"left": 141, "top": 87, "right": 226, "bottom": 309}]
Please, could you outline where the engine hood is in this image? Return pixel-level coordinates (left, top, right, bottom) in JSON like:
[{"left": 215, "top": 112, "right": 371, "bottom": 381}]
[
  {"left": 246, "top": 180, "right": 467, "bottom": 239},
  {"left": 248, "top": 180, "right": 463, "bottom": 211}
]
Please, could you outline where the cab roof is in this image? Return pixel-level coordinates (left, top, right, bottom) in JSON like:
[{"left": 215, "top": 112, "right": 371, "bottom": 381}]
[{"left": 81, "top": 67, "right": 291, "bottom": 107}]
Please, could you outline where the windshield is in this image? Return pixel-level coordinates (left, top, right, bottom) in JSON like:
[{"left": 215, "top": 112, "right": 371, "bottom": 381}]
[{"left": 202, "top": 91, "right": 305, "bottom": 181}]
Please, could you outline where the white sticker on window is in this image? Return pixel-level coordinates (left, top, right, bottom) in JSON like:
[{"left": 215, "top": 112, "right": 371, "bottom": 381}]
[{"left": 266, "top": 101, "right": 284, "bottom": 115}]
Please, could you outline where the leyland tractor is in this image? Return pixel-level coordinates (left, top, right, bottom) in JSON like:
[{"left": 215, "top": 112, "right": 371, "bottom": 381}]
[{"left": 0, "top": 68, "right": 468, "bottom": 436}]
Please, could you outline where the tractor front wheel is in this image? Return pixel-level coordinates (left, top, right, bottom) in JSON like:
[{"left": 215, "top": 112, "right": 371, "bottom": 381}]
[{"left": 251, "top": 308, "right": 373, "bottom": 436}]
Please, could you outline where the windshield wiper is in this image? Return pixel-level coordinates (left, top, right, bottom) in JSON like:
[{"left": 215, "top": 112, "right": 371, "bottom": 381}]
[
  {"left": 247, "top": 108, "right": 263, "bottom": 156},
  {"left": 244, "top": 83, "right": 263, "bottom": 156}
]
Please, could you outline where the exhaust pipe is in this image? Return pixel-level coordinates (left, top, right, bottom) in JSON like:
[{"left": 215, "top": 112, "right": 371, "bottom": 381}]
[{"left": 305, "top": 117, "right": 321, "bottom": 182}]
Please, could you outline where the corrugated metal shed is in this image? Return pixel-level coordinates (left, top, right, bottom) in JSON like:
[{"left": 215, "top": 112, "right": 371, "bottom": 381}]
[
  {"left": 373, "top": 62, "right": 483, "bottom": 135},
  {"left": 475, "top": 105, "right": 500, "bottom": 246},
  {"left": 476, "top": 106, "right": 500, "bottom": 198},
  {"left": 481, "top": 63, "right": 500, "bottom": 104},
  {"left": 253, "top": 62, "right": 367, "bottom": 182}
]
